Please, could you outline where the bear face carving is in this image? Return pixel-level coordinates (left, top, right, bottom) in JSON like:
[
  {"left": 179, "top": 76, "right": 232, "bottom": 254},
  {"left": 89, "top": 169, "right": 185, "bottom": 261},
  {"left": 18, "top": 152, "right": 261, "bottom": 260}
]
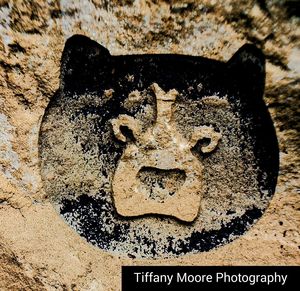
[
  {"left": 39, "top": 35, "right": 279, "bottom": 257},
  {"left": 111, "top": 83, "right": 221, "bottom": 221}
]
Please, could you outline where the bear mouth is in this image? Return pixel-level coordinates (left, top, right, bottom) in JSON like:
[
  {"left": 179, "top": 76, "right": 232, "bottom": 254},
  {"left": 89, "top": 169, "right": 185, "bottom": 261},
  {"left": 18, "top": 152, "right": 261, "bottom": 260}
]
[{"left": 137, "top": 167, "right": 186, "bottom": 202}]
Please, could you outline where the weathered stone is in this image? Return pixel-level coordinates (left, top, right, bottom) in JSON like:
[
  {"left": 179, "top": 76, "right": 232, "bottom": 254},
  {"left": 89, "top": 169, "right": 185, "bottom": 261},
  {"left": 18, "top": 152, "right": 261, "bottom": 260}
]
[{"left": 0, "top": 0, "right": 299, "bottom": 290}]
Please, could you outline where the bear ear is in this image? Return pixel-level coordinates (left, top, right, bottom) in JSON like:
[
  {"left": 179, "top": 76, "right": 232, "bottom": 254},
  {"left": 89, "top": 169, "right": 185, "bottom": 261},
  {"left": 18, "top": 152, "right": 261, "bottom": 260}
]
[
  {"left": 60, "top": 34, "right": 111, "bottom": 93},
  {"left": 227, "top": 44, "right": 265, "bottom": 98}
]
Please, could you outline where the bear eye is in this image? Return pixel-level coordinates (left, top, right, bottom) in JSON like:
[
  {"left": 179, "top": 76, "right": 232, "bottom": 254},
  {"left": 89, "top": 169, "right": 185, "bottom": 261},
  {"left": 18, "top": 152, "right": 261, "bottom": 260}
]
[
  {"left": 193, "top": 137, "right": 211, "bottom": 150},
  {"left": 189, "top": 126, "right": 221, "bottom": 154},
  {"left": 191, "top": 137, "right": 211, "bottom": 158},
  {"left": 111, "top": 114, "right": 141, "bottom": 143},
  {"left": 119, "top": 125, "right": 135, "bottom": 142}
]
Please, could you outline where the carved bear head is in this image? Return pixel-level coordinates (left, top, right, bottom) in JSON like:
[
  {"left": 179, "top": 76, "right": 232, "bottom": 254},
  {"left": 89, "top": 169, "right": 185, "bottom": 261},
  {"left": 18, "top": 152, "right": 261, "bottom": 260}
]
[{"left": 39, "top": 35, "right": 278, "bottom": 257}]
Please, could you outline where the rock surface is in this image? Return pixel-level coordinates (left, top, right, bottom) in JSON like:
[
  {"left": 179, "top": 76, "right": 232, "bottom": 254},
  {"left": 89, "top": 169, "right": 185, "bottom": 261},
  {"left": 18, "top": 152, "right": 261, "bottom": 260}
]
[{"left": 0, "top": 0, "right": 299, "bottom": 290}]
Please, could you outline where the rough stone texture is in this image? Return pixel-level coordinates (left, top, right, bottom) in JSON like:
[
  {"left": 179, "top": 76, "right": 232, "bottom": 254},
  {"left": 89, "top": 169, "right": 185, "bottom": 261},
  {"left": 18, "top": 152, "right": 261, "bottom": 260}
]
[{"left": 0, "top": 0, "right": 299, "bottom": 290}]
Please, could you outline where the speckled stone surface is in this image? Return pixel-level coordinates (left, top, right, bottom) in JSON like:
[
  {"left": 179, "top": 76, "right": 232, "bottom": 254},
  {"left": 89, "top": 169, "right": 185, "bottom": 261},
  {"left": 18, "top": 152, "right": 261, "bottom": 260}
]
[{"left": 0, "top": 1, "right": 299, "bottom": 290}]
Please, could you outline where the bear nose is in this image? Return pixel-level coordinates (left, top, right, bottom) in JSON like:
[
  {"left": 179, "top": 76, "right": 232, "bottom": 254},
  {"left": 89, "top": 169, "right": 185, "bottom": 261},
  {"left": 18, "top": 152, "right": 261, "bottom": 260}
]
[{"left": 137, "top": 167, "right": 186, "bottom": 202}]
